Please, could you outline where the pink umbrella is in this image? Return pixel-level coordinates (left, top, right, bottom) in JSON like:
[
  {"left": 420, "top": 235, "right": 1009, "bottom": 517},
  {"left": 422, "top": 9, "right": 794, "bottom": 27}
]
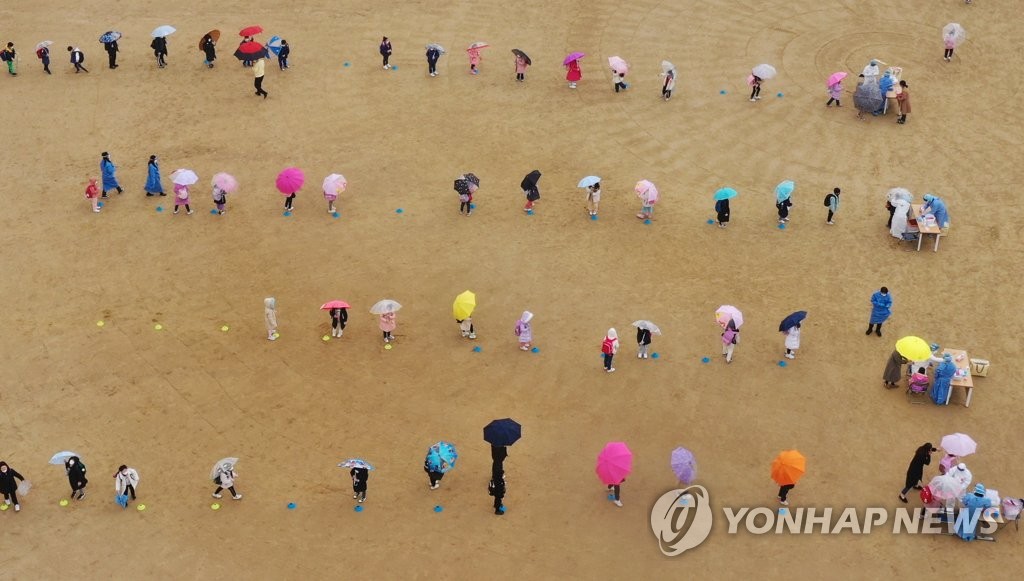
[
  {"left": 211, "top": 172, "right": 238, "bottom": 193},
  {"left": 322, "top": 173, "right": 348, "bottom": 195},
  {"left": 715, "top": 305, "right": 743, "bottom": 329},
  {"left": 276, "top": 167, "right": 305, "bottom": 195},
  {"left": 635, "top": 180, "right": 659, "bottom": 204},
  {"left": 320, "top": 300, "right": 351, "bottom": 310},
  {"left": 827, "top": 71, "right": 847, "bottom": 87},
  {"left": 608, "top": 56, "right": 628, "bottom": 75},
  {"left": 596, "top": 442, "right": 633, "bottom": 485},
  {"left": 563, "top": 52, "right": 585, "bottom": 66}
]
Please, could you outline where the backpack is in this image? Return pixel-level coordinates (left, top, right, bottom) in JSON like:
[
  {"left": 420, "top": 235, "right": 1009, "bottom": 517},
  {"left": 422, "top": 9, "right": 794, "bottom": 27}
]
[
  {"left": 36, "top": 47, "right": 45, "bottom": 59},
  {"left": 823, "top": 194, "right": 834, "bottom": 207},
  {"left": 601, "top": 337, "right": 616, "bottom": 355},
  {"left": 0, "top": 51, "right": 9, "bottom": 62}
]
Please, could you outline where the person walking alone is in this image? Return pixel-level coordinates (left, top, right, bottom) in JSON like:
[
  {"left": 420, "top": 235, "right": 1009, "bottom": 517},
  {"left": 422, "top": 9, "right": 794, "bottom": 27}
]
[
  {"left": 211, "top": 464, "right": 242, "bottom": 500},
  {"left": 488, "top": 470, "right": 506, "bottom": 515},
  {"left": 426, "top": 44, "right": 441, "bottom": 77},
  {"left": 277, "top": 40, "right": 290, "bottom": 70},
  {"left": 866, "top": 287, "right": 892, "bottom": 336},
  {"left": 151, "top": 36, "right": 168, "bottom": 68},
  {"left": 103, "top": 38, "right": 118, "bottom": 69},
  {"left": 824, "top": 187, "right": 840, "bottom": 224},
  {"left": 68, "top": 46, "right": 88, "bottom": 73},
  {"left": 264, "top": 297, "right": 278, "bottom": 340},
  {"left": 0, "top": 461, "right": 26, "bottom": 512},
  {"left": 100, "top": 152, "right": 122, "bottom": 197},
  {"left": 1, "top": 43, "right": 18, "bottom": 76},
  {"left": 380, "top": 36, "right": 392, "bottom": 70},
  {"left": 899, "top": 443, "right": 936, "bottom": 502},
  {"left": 37, "top": 43, "right": 51, "bottom": 74},
  {"left": 330, "top": 306, "right": 348, "bottom": 337},
  {"left": 424, "top": 458, "right": 444, "bottom": 490},
  {"left": 202, "top": 35, "right": 217, "bottom": 68},
  {"left": 350, "top": 466, "right": 368, "bottom": 503},
  {"left": 145, "top": 155, "right": 165, "bottom": 196},
  {"left": 65, "top": 456, "right": 88, "bottom": 500},
  {"left": 602, "top": 328, "right": 620, "bottom": 372}
]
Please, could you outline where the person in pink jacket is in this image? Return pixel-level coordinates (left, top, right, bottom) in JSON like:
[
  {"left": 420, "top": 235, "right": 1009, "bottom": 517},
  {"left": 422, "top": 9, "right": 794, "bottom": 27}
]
[
  {"left": 84, "top": 178, "right": 101, "bottom": 213},
  {"left": 468, "top": 47, "right": 482, "bottom": 75},
  {"left": 173, "top": 183, "right": 193, "bottom": 215},
  {"left": 379, "top": 311, "right": 397, "bottom": 343},
  {"left": 514, "top": 54, "right": 528, "bottom": 82}
]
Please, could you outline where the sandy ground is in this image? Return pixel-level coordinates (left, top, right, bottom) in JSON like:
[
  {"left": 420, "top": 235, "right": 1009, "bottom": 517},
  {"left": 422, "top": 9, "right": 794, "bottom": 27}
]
[{"left": 1, "top": 0, "right": 1022, "bottom": 578}]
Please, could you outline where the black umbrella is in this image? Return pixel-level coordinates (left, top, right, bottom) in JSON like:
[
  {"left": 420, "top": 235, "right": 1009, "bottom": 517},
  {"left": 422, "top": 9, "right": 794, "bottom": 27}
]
[
  {"left": 463, "top": 173, "right": 480, "bottom": 187},
  {"left": 520, "top": 170, "right": 541, "bottom": 191},
  {"left": 454, "top": 178, "right": 471, "bottom": 197},
  {"left": 484, "top": 418, "right": 522, "bottom": 447},
  {"left": 511, "top": 48, "right": 531, "bottom": 66}
]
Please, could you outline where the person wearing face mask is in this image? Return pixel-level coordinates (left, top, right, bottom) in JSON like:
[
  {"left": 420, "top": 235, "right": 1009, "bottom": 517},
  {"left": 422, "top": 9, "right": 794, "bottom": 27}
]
[
  {"left": 65, "top": 456, "right": 88, "bottom": 500},
  {"left": 0, "top": 461, "right": 27, "bottom": 512},
  {"left": 144, "top": 155, "right": 165, "bottom": 196},
  {"left": 113, "top": 465, "right": 140, "bottom": 503}
]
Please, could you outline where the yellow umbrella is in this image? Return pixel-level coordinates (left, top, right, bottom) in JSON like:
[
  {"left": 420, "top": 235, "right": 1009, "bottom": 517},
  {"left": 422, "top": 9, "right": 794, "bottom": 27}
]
[
  {"left": 453, "top": 290, "right": 476, "bottom": 320},
  {"left": 895, "top": 336, "right": 931, "bottom": 361}
]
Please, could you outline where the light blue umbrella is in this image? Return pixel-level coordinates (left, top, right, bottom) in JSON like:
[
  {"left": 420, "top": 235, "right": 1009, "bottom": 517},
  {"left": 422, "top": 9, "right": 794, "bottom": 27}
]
[
  {"left": 49, "top": 451, "right": 80, "bottom": 465},
  {"left": 425, "top": 442, "right": 458, "bottom": 473},
  {"left": 151, "top": 25, "right": 176, "bottom": 38},
  {"left": 267, "top": 36, "right": 283, "bottom": 56},
  {"left": 775, "top": 180, "right": 795, "bottom": 203},
  {"left": 338, "top": 458, "right": 374, "bottom": 470},
  {"left": 714, "top": 187, "right": 738, "bottom": 201},
  {"left": 577, "top": 176, "right": 602, "bottom": 188}
]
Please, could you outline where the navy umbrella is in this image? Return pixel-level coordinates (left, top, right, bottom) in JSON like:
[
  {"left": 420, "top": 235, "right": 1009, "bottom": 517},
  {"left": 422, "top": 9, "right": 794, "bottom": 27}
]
[
  {"left": 484, "top": 418, "right": 522, "bottom": 447},
  {"left": 778, "top": 311, "right": 807, "bottom": 332}
]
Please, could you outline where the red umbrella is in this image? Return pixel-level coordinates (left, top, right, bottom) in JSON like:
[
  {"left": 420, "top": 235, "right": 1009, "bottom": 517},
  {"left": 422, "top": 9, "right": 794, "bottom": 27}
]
[
  {"left": 320, "top": 300, "right": 351, "bottom": 310},
  {"left": 239, "top": 25, "right": 263, "bottom": 37},
  {"left": 234, "top": 41, "right": 267, "bottom": 61}
]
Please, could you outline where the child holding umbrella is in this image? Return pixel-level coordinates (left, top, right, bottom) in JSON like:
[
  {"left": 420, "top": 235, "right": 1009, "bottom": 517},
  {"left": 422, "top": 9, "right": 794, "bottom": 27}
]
[
  {"left": 521, "top": 170, "right": 541, "bottom": 213},
  {"left": 512, "top": 49, "right": 529, "bottom": 81},
  {"left": 565, "top": 53, "right": 583, "bottom": 89}
]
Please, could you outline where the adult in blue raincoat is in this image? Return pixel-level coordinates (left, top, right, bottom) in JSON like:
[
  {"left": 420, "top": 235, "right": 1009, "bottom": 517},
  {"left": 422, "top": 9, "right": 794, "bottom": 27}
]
[
  {"left": 100, "top": 152, "right": 122, "bottom": 197},
  {"left": 930, "top": 354, "right": 957, "bottom": 405},
  {"left": 144, "top": 155, "right": 165, "bottom": 196},
  {"left": 865, "top": 287, "right": 892, "bottom": 336},
  {"left": 956, "top": 484, "right": 992, "bottom": 541},
  {"left": 875, "top": 72, "right": 895, "bottom": 115},
  {"left": 921, "top": 194, "right": 950, "bottom": 233}
]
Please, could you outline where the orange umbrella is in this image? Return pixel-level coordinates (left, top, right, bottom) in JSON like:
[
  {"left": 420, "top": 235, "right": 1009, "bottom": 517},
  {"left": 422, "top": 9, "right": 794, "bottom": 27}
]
[{"left": 771, "top": 450, "right": 806, "bottom": 485}]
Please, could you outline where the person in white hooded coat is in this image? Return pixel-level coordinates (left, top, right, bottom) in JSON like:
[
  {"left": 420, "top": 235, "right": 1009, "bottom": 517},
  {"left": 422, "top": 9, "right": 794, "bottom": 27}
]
[
  {"left": 114, "top": 465, "right": 139, "bottom": 500},
  {"left": 264, "top": 297, "right": 278, "bottom": 340},
  {"left": 889, "top": 198, "right": 913, "bottom": 240}
]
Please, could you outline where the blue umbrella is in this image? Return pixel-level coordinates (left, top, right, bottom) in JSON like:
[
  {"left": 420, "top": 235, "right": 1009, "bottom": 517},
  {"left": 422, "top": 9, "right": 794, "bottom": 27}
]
[
  {"left": 338, "top": 458, "right": 374, "bottom": 470},
  {"left": 778, "top": 311, "right": 807, "bottom": 332},
  {"left": 714, "top": 187, "right": 738, "bottom": 201},
  {"left": 775, "top": 180, "right": 795, "bottom": 203},
  {"left": 99, "top": 31, "right": 122, "bottom": 44},
  {"left": 425, "top": 442, "right": 458, "bottom": 473},
  {"left": 267, "top": 36, "right": 283, "bottom": 56},
  {"left": 577, "top": 176, "right": 601, "bottom": 188},
  {"left": 483, "top": 418, "right": 522, "bottom": 447}
]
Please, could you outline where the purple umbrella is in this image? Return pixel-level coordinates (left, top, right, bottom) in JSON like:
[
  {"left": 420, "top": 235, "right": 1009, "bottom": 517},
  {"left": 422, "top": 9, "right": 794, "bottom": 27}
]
[
  {"left": 563, "top": 52, "right": 585, "bottom": 66},
  {"left": 671, "top": 447, "right": 697, "bottom": 485}
]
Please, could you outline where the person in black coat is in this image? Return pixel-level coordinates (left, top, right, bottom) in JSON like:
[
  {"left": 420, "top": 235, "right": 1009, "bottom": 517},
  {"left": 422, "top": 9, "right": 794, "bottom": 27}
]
[
  {"left": 350, "top": 467, "right": 368, "bottom": 503},
  {"left": 330, "top": 307, "right": 348, "bottom": 337},
  {"left": 68, "top": 46, "right": 89, "bottom": 73},
  {"left": 521, "top": 170, "right": 541, "bottom": 213},
  {"left": 202, "top": 36, "right": 217, "bottom": 68},
  {"left": 277, "top": 40, "right": 290, "bottom": 70},
  {"left": 426, "top": 46, "right": 441, "bottom": 77},
  {"left": 488, "top": 470, "right": 506, "bottom": 516},
  {"left": 103, "top": 40, "right": 118, "bottom": 69},
  {"left": 636, "top": 327, "right": 652, "bottom": 359},
  {"left": 65, "top": 456, "right": 88, "bottom": 500},
  {"left": 715, "top": 198, "right": 730, "bottom": 228},
  {"left": 151, "top": 36, "right": 168, "bottom": 68},
  {"left": 899, "top": 442, "right": 936, "bottom": 502},
  {"left": 490, "top": 445, "right": 507, "bottom": 477},
  {"left": 424, "top": 459, "right": 444, "bottom": 490},
  {"left": 0, "top": 461, "right": 26, "bottom": 511}
]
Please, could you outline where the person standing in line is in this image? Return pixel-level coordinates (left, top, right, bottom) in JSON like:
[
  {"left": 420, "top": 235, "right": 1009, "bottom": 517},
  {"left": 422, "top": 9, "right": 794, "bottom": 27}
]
[
  {"left": 489, "top": 470, "right": 506, "bottom": 515},
  {"left": 38, "top": 43, "right": 51, "bottom": 74},
  {"left": 661, "top": 68, "right": 675, "bottom": 101},
  {"left": 824, "top": 187, "right": 840, "bottom": 224},
  {"left": 350, "top": 466, "right": 368, "bottom": 503},
  {"left": 636, "top": 326, "right": 652, "bottom": 359},
  {"left": 426, "top": 45, "right": 440, "bottom": 77},
  {"left": 330, "top": 306, "right": 348, "bottom": 337},
  {"left": 172, "top": 182, "right": 193, "bottom": 215},
  {"left": 607, "top": 477, "right": 625, "bottom": 507},
  {"left": 253, "top": 55, "right": 268, "bottom": 98},
  {"left": 776, "top": 191, "right": 793, "bottom": 224},
  {"left": 113, "top": 465, "right": 139, "bottom": 501},
  {"left": 65, "top": 456, "right": 88, "bottom": 500},
  {"left": 749, "top": 75, "right": 762, "bottom": 101},
  {"left": 715, "top": 197, "right": 730, "bottom": 228},
  {"left": 467, "top": 46, "right": 482, "bottom": 75},
  {"left": 103, "top": 38, "right": 118, "bottom": 69},
  {"left": 202, "top": 35, "right": 217, "bottom": 68},
  {"left": 491, "top": 445, "right": 508, "bottom": 477},
  {"left": 0, "top": 461, "right": 26, "bottom": 512},
  {"left": 240, "top": 36, "right": 254, "bottom": 67},
  {"left": 602, "top": 328, "right": 620, "bottom": 373},
  {"left": 612, "top": 71, "right": 627, "bottom": 93},
  {"left": 866, "top": 287, "right": 892, "bottom": 336},
  {"left": 514, "top": 53, "right": 528, "bottom": 81},
  {"left": 943, "top": 33, "right": 956, "bottom": 62},
  {"left": 264, "top": 297, "right": 278, "bottom": 341},
  {"left": 212, "top": 185, "right": 228, "bottom": 215},
  {"left": 379, "top": 311, "right": 397, "bottom": 343},
  {"left": 211, "top": 464, "right": 242, "bottom": 500},
  {"left": 585, "top": 182, "right": 601, "bottom": 217},
  {"left": 145, "top": 155, "right": 165, "bottom": 196},
  {"left": 277, "top": 40, "right": 290, "bottom": 70},
  {"left": 514, "top": 311, "right": 532, "bottom": 350},
  {"left": 380, "top": 36, "right": 392, "bottom": 70},
  {"left": 882, "top": 349, "right": 908, "bottom": 388},
  {"left": 457, "top": 317, "right": 476, "bottom": 340},
  {"left": 84, "top": 178, "right": 101, "bottom": 213},
  {"left": 68, "top": 46, "right": 88, "bottom": 73},
  {"left": 565, "top": 57, "right": 582, "bottom": 89},
  {"left": 424, "top": 458, "right": 444, "bottom": 490},
  {"left": 783, "top": 323, "right": 801, "bottom": 359},
  {"left": 151, "top": 36, "right": 168, "bottom": 68},
  {"left": 721, "top": 319, "right": 738, "bottom": 364},
  {"left": 826, "top": 78, "right": 842, "bottom": 107},
  {"left": 521, "top": 170, "right": 541, "bottom": 213},
  {"left": 896, "top": 80, "right": 910, "bottom": 125},
  {"left": 100, "top": 152, "right": 122, "bottom": 197},
  {"left": 778, "top": 482, "right": 795, "bottom": 505},
  {"left": 1, "top": 43, "right": 17, "bottom": 76}
]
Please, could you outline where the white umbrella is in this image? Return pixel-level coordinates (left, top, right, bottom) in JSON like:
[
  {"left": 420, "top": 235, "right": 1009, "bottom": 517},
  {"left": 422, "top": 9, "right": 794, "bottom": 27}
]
[
  {"left": 942, "top": 23, "right": 967, "bottom": 47},
  {"left": 49, "top": 451, "right": 80, "bottom": 465},
  {"left": 210, "top": 457, "right": 239, "bottom": 480},
  {"left": 661, "top": 60, "right": 676, "bottom": 74},
  {"left": 171, "top": 169, "right": 199, "bottom": 186},
  {"left": 369, "top": 299, "right": 402, "bottom": 315},
  {"left": 632, "top": 320, "right": 663, "bottom": 335},
  {"left": 887, "top": 187, "right": 912, "bottom": 203},
  {"left": 36, "top": 41, "right": 53, "bottom": 51},
  {"left": 751, "top": 64, "right": 776, "bottom": 80},
  {"left": 152, "top": 25, "right": 177, "bottom": 38}
]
